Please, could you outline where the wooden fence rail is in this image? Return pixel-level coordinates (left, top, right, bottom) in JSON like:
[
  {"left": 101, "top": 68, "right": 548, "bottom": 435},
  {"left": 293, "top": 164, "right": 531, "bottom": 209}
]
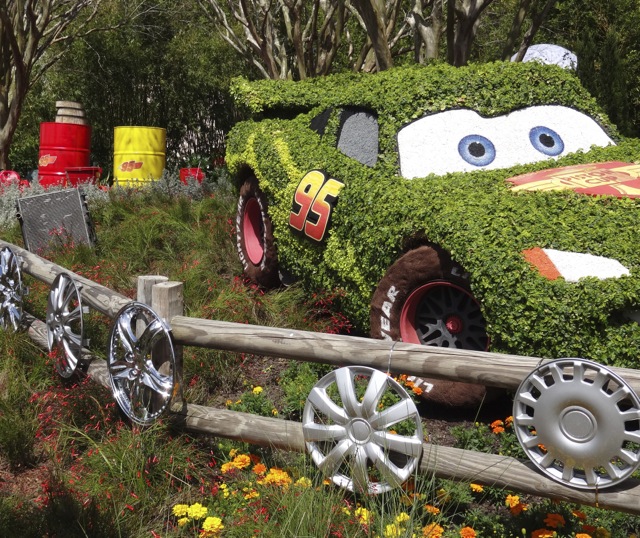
[{"left": 6, "top": 239, "right": 640, "bottom": 515}]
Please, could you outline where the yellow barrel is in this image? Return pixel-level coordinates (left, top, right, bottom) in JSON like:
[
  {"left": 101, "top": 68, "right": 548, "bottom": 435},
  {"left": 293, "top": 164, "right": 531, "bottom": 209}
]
[{"left": 113, "top": 126, "right": 166, "bottom": 185}]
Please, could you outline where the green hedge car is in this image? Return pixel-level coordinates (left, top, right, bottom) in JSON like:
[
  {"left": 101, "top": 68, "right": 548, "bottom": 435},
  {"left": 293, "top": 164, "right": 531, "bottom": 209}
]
[{"left": 226, "top": 61, "right": 640, "bottom": 406}]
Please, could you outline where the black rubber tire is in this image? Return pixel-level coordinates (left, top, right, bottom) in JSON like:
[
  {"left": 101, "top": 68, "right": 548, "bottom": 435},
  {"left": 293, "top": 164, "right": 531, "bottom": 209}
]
[
  {"left": 236, "top": 177, "right": 280, "bottom": 287},
  {"left": 370, "top": 245, "right": 492, "bottom": 407}
]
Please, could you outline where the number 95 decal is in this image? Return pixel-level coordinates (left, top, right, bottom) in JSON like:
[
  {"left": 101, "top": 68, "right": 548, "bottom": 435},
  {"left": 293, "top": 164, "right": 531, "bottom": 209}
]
[{"left": 289, "top": 170, "right": 344, "bottom": 242}]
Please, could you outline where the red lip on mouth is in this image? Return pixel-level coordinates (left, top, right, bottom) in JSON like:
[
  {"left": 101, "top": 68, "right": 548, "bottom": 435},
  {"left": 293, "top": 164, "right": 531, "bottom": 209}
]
[{"left": 507, "top": 161, "right": 640, "bottom": 198}]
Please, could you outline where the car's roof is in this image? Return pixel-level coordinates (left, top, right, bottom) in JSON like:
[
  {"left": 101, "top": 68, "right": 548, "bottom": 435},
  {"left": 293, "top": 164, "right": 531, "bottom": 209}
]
[{"left": 231, "top": 61, "right": 617, "bottom": 140}]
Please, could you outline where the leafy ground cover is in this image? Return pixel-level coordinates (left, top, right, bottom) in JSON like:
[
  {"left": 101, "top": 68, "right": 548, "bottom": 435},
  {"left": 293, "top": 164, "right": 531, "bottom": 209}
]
[{"left": 0, "top": 171, "right": 638, "bottom": 537}]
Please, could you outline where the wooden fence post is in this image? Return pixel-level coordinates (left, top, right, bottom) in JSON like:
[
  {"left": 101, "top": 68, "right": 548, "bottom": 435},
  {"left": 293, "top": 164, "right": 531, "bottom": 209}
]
[{"left": 152, "top": 280, "right": 184, "bottom": 404}]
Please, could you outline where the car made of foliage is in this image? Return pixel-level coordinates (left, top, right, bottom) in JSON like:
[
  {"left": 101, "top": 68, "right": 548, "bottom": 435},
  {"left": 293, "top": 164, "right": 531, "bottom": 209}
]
[{"left": 226, "top": 61, "right": 640, "bottom": 405}]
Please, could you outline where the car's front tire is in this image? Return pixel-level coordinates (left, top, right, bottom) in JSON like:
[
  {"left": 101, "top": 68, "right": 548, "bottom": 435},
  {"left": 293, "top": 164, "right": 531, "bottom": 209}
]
[
  {"left": 370, "top": 245, "right": 491, "bottom": 407},
  {"left": 236, "top": 177, "right": 279, "bottom": 287}
]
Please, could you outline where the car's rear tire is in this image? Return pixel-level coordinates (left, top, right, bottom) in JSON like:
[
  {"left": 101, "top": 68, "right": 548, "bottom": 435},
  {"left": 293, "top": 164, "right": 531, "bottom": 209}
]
[
  {"left": 236, "top": 177, "right": 280, "bottom": 287},
  {"left": 370, "top": 245, "right": 491, "bottom": 407}
]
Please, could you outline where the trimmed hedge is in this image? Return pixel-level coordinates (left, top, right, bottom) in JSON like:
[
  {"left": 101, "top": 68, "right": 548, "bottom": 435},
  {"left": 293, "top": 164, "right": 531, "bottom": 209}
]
[{"left": 227, "top": 61, "right": 640, "bottom": 367}]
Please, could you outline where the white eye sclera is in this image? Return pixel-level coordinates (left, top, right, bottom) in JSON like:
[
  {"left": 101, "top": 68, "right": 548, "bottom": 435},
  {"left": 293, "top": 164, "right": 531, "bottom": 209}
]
[{"left": 397, "top": 106, "right": 614, "bottom": 179}]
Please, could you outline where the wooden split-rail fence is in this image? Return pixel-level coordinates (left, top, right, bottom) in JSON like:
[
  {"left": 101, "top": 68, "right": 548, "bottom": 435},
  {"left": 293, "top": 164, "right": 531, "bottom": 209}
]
[{"left": 2, "top": 238, "right": 640, "bottom": 516}]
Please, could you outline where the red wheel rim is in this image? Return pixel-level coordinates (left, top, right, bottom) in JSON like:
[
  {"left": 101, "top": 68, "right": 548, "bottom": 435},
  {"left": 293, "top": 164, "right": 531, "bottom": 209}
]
[
  {"left": 399, "top": 281, "right": 488, "bottom": 350},
  {"left": 243, "top": 197, "right": 264, "bottom": 266}
]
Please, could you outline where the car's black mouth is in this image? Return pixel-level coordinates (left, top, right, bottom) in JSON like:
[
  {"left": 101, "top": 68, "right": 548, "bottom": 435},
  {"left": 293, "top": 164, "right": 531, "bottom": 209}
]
[{"left": 625, "top": 309, "right": 640, "bottom": 326}]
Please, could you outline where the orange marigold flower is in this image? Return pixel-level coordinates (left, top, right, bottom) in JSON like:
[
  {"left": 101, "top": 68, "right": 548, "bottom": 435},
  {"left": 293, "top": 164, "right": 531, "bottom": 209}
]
[
  {"left": 252, "top": 463, "right": 267, "bottom": 475},
  {"left": 575, "top": 534, "right": 591, "bottom": 538},
  {"left": 412, "top": 386, "right": 423, "bottom": 396},
  {"left": 470, "top": 483, "right": 483, "bottom": 493},
  {"left": 492, "top": 425, "right": 505, "bottom": 434},
  {"left": 504, "top": 415, "right": 513, "bottom": 427},
  {"left": 459, "top": 527, "right": 476, "bottom": 538},
  {"left": 531, "top": 530, "right": 555, "bottom": 538},
  {"left": 544, "top": 513, "right": 566, "bottom": 528},
  {"left": 424, "top": 504, "right": 440, "bottom": 515},
  {"left": 422, "top": 523, "right": 444, "bottom": 537},
  {"left": 490, "top": 419, "right": 503, "bottom": 429},
  {"left": 572, "top": 509, "right": 587, "bottom": 521},
  {"left": 510, "top": 502, "right": 527, "bottom": 516}
]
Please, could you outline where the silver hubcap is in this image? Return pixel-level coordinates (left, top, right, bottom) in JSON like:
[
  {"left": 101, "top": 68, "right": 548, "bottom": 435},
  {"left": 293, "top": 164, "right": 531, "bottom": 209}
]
[
  {"left": 107, "top": 302, "right": 176, "bottom": 425},
  {"left": 46, "top": 273, "right": 84, "bottom": 378},
  {"left": 513, "top": 358, "right": 640, "bottom": 489},
  {"left": 303, "top": 366, "right": 423, "bottom": 494},
  {"left": 0, "top": 247, "right": 23, "bottom": 331}
]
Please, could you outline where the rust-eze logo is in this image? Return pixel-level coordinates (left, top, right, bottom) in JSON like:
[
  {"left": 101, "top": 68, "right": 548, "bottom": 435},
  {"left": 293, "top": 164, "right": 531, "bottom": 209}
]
[
  {"left": 119, "top": 160, "right": 143, "bottom": 172},
  {"left": 38, "top": 154, "right": 57, "bottom": 167},
  {"left": 507, "top": 161, "right": 640, "bottom": 198}
]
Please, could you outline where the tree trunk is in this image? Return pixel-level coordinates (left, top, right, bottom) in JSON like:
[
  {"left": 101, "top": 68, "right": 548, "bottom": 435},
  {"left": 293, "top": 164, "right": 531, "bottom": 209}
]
[{"left": 351, "top": 0, "right": 394, "bottom": 71}]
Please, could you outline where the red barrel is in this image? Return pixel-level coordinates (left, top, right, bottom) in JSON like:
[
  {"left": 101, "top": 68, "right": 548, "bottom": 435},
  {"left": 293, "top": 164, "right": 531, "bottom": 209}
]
[
  {"left": 179, "top": 167, "right": 205, "bottom": 184},
  {"left": 38, "top": 122, "right": 91, "bottom": 187}
]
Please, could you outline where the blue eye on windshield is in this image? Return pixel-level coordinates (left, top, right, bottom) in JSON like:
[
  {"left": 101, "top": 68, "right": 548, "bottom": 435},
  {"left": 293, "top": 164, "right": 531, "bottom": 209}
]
[
  {"left": 458, "top": 135, "right": 496, "bottom": 167},
  {"left": 529, "top": 126, "right": 564, "bottom": 156}
]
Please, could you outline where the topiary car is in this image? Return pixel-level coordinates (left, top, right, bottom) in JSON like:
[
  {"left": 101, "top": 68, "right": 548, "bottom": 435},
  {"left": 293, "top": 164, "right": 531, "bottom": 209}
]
[{"left": 226, "top": 61, "right": 640, "bottom": 406}]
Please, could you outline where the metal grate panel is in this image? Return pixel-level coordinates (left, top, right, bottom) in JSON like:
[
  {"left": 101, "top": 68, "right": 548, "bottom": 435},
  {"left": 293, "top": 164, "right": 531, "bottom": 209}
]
[{"left": 16, "top": 188, "right": 96, "bottom": 254}]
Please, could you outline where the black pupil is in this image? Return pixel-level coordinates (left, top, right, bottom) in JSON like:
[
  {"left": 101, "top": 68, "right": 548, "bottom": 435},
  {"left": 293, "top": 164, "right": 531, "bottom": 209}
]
[
  {"left": 540, "top": 133, "right": 555, "bottom": 148},
  {"left": 469, "top": 142, "right": 485, "bottom": 157}
]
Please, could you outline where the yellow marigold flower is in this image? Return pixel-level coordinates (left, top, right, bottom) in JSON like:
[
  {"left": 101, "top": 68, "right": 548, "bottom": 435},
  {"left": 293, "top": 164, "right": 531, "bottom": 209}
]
[
  {"left": 342, "top": 507, "right": 351, "bottom": 516},
  {"left": 424, "top": 504, "right": 440, "bottom": 515},
  {"left": 505, "top": 494, "right": 520, "bottom": 508},
  {"left": 354, "top": 507, "right": 372, "bottom": 525},
  {"left": 470, "top": 483, "right": 483, "bottom": 493},
  {"left": 384, "top": 523, "right": 402, "bottom": 537},
  {"left": 258, "top": 467, "right": 292, "bottom": 487},
  {"left": 232, "top": 454, "right": 252, "bottom": 469},
  {"left": 436, "top": 488, "right": 451, "bottom": 503},
  {"left": 243, "top": 489, "right": 260, "bottom": 500},
  {"left": 172, "top": 504, "right": 189, "bottom": 517},
  {"left": 531, "top": 530, "right": 555, "bottom": 538},
  {"left": 177, "top": 517, "right": 190, "bottom": 527},
  {"left": 229, "top": 448, "right": 238, "bottom": 458},
  {"left": 201, "top": 515, "right": 224, "bottom": 535},
  {"left": 594, "top": 528, "right": 611, "bottom": 538},
  {"left": 544, "top": 513, "right": 565, "bottom": 528},
  {"left": 295, "top": 477, "right": 312, "bottom": 488},
  {"left": 423, "top": 523, "right": 444, "bottom": 537},
  {"left": 252, "top": 386, "right": 263, "bottom": 395},
  {"left": 395, "top": 512, "right": 411, "bottom": 524},
  {"left": 460, "top": 527, "right": 476, "bottom": 538},
  {"left": 187, "top": 502, "right": 208, "bottom": 520},
  {"left": 220, "top": 462, "right": 235, "bottom": 474},
  {"left": 225, "top": 399, "right": 233, "bottom": 407},
  {"left": 272, "top": 408, "right": 278, "bottom": 416}
]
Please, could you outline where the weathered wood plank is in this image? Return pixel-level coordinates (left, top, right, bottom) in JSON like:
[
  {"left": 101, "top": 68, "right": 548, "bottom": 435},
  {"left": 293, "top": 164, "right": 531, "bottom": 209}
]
[
  {"left": 0, "top": 240, "right": 130, "bottom": 318},
  {"left": 169, "top": 317, "right": 640, "bottom": 393},
  {"left": 169, "top": 400, "right": 640, "bottom": 515}
]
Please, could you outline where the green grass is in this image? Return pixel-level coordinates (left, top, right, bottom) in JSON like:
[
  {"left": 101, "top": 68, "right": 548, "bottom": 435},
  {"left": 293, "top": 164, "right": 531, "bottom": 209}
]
[{"left": 0, "top": 170, "right": 638, "bottom": 537}]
